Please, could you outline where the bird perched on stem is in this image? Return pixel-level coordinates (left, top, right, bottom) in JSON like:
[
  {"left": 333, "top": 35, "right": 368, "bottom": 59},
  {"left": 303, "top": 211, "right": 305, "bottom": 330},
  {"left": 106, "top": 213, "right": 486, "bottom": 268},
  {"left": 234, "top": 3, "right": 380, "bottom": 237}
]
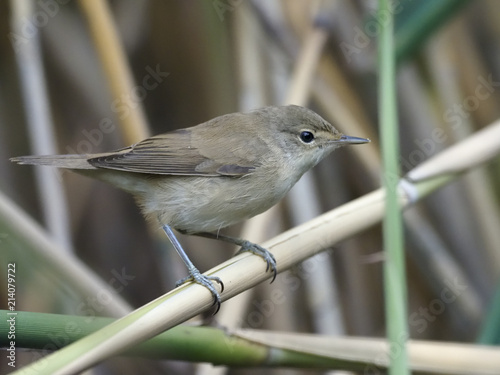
[{"left": 11, "top": 105, "right": 369, "bottom": 312}]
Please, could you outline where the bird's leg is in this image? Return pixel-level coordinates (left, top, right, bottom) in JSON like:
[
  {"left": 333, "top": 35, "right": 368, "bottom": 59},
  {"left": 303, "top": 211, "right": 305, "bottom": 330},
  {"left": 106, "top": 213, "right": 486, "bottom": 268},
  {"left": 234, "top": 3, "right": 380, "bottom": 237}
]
[
  {"left": 180, "top": 230, "right": 277, "bottom": 283},
  {"left": 162, "top": 224, "right": 223, "bottom": 313}
]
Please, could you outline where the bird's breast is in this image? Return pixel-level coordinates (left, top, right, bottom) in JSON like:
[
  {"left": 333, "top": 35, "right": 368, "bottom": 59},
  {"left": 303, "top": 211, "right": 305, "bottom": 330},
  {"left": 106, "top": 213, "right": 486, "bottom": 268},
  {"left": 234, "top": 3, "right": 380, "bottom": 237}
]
[{"left": 140, "top": 164, "right": 301, "bottom": 233}]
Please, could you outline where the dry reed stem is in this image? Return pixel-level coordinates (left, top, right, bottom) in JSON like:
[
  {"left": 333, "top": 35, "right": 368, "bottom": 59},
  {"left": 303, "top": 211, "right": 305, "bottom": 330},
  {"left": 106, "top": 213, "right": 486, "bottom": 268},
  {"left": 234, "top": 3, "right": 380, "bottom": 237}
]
[{"left": 78, "top": 0, "right": 150, "bottom": 143}]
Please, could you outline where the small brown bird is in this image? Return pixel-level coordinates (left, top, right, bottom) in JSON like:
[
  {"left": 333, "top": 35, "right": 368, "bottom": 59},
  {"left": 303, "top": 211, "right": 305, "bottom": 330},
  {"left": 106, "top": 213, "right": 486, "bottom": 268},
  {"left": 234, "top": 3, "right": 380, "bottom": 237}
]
[{"left": 11, "top": 105, "right": 369, "bottom": 311}]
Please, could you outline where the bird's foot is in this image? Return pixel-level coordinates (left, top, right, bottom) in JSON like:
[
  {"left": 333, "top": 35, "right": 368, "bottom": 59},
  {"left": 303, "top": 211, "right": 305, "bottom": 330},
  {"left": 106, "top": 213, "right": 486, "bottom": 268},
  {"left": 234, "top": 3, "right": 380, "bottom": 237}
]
[
  {"left": 235, "top": 241, "right": 277, "bottom": 282},
  {"left": 176, "top": 268, "right": 224, "bottom": 314}
]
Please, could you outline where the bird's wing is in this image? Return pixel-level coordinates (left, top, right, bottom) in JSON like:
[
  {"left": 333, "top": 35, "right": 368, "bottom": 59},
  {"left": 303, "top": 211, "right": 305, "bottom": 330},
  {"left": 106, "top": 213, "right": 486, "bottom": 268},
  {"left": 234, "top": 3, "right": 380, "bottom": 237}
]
[{"left": 87, "top": 129, "right": 256, "bottom": 176}]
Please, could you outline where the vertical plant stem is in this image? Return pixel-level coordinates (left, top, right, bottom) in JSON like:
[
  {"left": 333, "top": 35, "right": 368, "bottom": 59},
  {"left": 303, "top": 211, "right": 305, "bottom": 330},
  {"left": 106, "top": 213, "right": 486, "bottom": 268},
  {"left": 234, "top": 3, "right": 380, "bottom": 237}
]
[
  {"left": 10, "top": 0, "right": 73, "bottom": 253},
  {"left": 78, "top": 0, "right": 150, "bottom": 143},
  {"left": 378, "top": 0, "right": 410, "bottom": 374}
]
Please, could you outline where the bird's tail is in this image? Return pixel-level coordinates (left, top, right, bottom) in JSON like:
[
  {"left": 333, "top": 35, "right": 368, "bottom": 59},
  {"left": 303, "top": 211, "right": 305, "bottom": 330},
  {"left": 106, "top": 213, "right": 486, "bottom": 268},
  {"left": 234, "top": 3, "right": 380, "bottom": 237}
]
[{"left": 10, "top": 154, "right": 96, "bottom": 170}]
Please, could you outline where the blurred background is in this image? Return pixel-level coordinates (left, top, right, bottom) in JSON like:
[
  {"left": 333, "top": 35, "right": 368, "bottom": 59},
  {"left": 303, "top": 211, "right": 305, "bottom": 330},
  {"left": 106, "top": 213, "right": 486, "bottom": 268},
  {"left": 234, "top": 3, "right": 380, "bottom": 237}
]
[{"left": 1, "top": 0, "right": 500, "bottom": 374}]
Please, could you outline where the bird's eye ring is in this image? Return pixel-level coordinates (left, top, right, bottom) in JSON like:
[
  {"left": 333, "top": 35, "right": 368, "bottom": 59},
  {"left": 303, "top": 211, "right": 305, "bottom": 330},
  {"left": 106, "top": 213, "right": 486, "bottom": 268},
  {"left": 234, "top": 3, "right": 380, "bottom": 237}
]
[{"left": 300, "top": 131, "right": 315, "bottom": 143}]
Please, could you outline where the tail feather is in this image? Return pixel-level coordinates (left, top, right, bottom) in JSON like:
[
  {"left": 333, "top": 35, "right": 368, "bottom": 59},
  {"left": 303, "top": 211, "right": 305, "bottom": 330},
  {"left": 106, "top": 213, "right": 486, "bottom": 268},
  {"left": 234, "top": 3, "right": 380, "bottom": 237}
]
[{"left": 10, "top": 154, "right": 97, "bottom": 170}]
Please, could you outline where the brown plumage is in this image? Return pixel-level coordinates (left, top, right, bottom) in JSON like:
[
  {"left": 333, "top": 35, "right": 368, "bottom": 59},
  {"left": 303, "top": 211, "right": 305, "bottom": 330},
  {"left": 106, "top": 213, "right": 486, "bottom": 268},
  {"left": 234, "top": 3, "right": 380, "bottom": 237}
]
[{"left": 11, "top": 105, "right": 369, "bottom": 310}]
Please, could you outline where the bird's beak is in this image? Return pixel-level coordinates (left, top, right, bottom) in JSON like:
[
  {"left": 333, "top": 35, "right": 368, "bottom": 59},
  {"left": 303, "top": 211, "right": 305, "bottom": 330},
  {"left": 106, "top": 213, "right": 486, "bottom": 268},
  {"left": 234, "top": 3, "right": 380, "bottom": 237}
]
[{"left": 335, "top": 135, "right": 371, "bottom": 144}]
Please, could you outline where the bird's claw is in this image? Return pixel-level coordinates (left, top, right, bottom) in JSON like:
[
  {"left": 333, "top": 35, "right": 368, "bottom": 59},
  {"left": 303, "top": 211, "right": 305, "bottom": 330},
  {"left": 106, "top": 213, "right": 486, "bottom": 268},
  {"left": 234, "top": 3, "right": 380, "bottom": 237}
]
[
  {"left": 176, "top": 270, "right": 224, "bottom": 314},
  {"left": 236, "top": 241, "right": 278, "bottom": 282}
]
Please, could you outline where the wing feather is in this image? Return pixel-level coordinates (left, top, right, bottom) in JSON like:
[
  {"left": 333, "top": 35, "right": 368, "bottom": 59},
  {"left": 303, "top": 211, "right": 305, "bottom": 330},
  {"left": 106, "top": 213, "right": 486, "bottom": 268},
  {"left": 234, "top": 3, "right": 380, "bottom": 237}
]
[{"left": 87, "top": 129, "right": 256, "bottom": 176}]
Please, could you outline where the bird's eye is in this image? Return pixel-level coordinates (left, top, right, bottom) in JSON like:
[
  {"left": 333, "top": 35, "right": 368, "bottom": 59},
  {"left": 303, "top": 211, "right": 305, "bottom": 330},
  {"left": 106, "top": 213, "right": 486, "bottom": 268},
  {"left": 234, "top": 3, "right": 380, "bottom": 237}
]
[{"left": 300, "top": 131, "right": 315, "bottom": 143}]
